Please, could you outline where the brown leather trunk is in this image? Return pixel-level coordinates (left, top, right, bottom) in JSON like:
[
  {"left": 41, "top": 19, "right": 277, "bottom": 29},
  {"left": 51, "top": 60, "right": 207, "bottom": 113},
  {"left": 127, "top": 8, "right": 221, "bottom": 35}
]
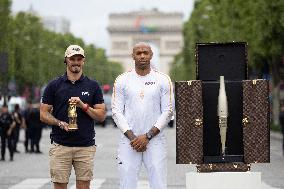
[
  {"left": 175, "top": 81, "right": 203, "bottom": 164},
  {"left": 196, "top": 163, "right": 250, "bottom": 172},
  {"left": 175, "top": 43, "right": 270, "bottom": 172},
  {"left": 242, "top": 79, "right": 270, "bottom": 163}
]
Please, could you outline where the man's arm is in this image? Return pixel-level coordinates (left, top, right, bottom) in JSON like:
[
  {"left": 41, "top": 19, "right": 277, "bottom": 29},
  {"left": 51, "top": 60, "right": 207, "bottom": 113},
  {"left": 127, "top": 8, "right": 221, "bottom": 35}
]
[
  {"left": 13, "top": 112, "right": 21, "bottom": 125},
  {"left": 82, "top": 103, "right": 106, "bottom": 122},
  {"left": 152, "top": 76, "right": 174, "bottom": 132},
  {"left": 40, "top": 103, "right": 68, "bottom": 131},
  {"left": 20, "top": 116, "right": 25, "bottom": 129},
  {"left": 124, "top": 130, "right": 137, "bottom": 141},
  {"left": 112, "top": 78, "right": 132, "bottom": 136},
  {"left": 7, "top": 120, "right": 16, "bottom": 136},
  {"left": 111, "top": 77, "right": 141, "bottom": 144}
]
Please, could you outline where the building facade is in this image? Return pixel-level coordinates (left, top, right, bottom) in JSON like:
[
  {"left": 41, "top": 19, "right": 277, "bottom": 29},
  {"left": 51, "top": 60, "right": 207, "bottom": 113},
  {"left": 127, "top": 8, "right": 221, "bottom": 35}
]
[
  {"left": 108, "top": 9, "right": 183, "bottom": 74},
  {"left": 27, "top": 5, "right": 70, "bottom": 34},
  {"left": 42, "top": 16, "right": 70, "bottom": 34}
]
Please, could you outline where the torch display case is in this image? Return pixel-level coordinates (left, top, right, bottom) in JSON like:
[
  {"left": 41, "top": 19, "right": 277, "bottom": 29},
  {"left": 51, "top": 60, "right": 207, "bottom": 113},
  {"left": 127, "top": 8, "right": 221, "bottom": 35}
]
[{"left": 176, "top": 42, "right": 270, "bottom": 172}]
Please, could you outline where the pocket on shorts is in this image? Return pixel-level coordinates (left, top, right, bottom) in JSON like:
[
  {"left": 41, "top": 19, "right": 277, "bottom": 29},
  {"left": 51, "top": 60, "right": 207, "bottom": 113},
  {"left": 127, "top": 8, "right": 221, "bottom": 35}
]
[
  {"left": 49, "top": 143, "right": 60, "bottom": 156},
  {"left": 86, "top": 145, "right": 96, "bottom": 153}
]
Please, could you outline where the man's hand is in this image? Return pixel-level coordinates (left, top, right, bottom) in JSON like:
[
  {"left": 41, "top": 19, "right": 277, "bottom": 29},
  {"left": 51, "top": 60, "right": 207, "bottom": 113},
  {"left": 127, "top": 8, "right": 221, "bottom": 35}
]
[
  {"left": 7, "top": 128, "right": 12, "bottom": 136},
  {"left": 69, "top": 97, "right": 84, "bottom": 109},
  {"left": 58, "top": 121, "right": 69, "bottom": 131},
  {"left": 130, "top": 134, "right": 149, "bottom": 152}
]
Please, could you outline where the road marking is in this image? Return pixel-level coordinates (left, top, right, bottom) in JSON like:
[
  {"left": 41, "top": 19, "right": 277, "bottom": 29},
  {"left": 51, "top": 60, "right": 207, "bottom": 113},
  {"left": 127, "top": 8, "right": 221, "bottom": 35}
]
[
  {"left": 9, "top": 178, "right": 50, "bottom": 189},
  {"left": 138, "top": 180, "right": 150, "bottom": 189},
  {"left": 70, "top": 178, "right": 106, "bottom": 189},
  {"left": 69, "top": 179, "right": 149, "bottom": 189}
]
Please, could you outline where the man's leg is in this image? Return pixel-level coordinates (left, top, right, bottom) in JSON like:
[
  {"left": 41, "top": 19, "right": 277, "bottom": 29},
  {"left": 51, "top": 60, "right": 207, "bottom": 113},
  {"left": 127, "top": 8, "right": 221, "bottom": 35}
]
[
  {"left": 73, "top": 145, "right": 96, "bottom": 189},
  {"left": 13, "top": 126, "right": 19, "bottom": 152},
  {"left": 1, "top": 133, "right": 6, "bottom": 160},
  {"left": 24, "top": 129, "right": 29, "bottom": 152},
  {"left": 7, "top": 134, "right": 14, "bottom": 161},
  {"left": 49, "top": 143, "right": 72, "bottom": 186},
  {"left": 35, "top": 126, "right": 43, "bottom": 153},
  {"left": 143, "top": 138, "right": 167, "bottom": 189},
  {"left": 118, "top": 139, "right": 142, "bottom": 189},
  {"left": 30, "top": 129, "right": 36, "bottom": 153},
  {"left": 53, "top": 183, "right": 67, "bottom": 189},
  {"left": 76, "top": 180, "right": 90, "bottom": 189}
]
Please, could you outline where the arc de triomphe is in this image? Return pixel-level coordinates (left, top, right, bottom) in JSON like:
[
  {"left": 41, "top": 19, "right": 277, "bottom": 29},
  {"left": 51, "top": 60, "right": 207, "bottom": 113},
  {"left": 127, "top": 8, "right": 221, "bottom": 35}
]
[{"left": 107, "top": 9, "right": 183, "bottom": 75}]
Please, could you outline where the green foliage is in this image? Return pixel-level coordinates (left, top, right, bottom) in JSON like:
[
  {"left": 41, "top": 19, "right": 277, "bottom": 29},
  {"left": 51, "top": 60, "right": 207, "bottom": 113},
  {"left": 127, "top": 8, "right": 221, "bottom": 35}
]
[
  {"left": 0, "top": 0, "right": 11, "bottom": 86},
  {"left": 170, "top": 0, "right": 284, "bottom": 82},
  {"left": 0, "top": 2, "right": 123, "bottom": 96},
  {"left": 270, "top": 123, "right": 281, "bottom": 132},
  {"left": 170, "top": 53, "right": 194, "bottom": 80},
  {"left": 0, "top": 0, "right": 11, "bottom": 52}
]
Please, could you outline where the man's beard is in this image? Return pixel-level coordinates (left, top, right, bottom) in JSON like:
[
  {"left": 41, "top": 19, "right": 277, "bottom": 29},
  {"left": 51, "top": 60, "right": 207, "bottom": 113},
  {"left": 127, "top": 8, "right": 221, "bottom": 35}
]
[
  {"left": 136, "top": 62, "right": 149, "bottom": 70},
  {"left": 69, "top": 64, "right": 81, "bottom": 73}
]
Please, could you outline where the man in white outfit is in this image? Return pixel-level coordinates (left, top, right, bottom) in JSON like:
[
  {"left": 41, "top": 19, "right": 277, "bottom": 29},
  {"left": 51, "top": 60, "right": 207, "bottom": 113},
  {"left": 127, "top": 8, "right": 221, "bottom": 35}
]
[{"left": 112, "top": 42, "right": 174, "bottom": 189}]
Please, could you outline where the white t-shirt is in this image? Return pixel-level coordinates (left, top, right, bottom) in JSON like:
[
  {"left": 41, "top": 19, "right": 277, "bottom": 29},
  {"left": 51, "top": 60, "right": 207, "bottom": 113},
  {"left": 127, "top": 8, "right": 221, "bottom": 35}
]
[{"left": 112, "top": 69, "right": 174, "bottom": 138}]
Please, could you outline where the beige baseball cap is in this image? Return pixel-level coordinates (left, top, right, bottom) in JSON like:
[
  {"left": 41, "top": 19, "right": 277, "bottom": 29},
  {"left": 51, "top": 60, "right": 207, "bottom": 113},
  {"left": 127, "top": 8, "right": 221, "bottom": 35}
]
[{"left": 65, "top": 45, "right": 85, "bottom": 58}]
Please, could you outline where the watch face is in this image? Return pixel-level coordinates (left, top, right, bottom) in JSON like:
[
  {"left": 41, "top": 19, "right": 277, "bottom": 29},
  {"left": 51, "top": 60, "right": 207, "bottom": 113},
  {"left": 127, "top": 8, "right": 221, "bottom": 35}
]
[{"left": 146, "top": 132, "right": 152, "bottom": 139}]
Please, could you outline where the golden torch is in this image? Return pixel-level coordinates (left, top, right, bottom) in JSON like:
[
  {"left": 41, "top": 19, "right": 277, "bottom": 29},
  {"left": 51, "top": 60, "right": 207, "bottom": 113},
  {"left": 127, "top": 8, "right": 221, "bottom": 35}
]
[{"left": 68, "top": 101, "right": 78, "bottom": 130}]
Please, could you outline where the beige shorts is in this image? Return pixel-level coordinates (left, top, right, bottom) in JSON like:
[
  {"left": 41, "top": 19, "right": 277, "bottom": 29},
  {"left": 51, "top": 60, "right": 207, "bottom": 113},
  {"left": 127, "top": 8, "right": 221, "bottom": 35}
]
[{"left": 49, "top": 142, "right": 96, "bottom": 183}]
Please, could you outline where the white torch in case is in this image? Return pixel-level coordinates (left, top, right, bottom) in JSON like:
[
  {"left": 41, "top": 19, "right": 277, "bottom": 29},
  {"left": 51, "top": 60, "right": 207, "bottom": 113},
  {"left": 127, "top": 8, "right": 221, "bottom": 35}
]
[{"left": 218, "top": 76, "right": 228, "bottom": 156}]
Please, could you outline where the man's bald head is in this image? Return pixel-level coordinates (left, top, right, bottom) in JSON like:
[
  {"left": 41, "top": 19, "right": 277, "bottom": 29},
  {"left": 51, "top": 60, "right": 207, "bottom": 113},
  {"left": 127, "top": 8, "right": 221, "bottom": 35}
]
[{"left": 133, "top": 42, "right": 152, "bottom": 53}]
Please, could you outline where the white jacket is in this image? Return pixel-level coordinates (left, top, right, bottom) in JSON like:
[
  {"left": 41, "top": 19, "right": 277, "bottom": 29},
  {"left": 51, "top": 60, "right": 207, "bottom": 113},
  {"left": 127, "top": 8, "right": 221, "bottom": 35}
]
[{"left": 112, "top": 69, "right": 174, "bottom": 138}]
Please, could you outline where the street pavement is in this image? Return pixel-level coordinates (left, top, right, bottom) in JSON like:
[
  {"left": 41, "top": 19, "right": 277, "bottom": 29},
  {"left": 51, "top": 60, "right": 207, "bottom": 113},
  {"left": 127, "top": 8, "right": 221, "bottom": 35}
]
[{"left": 0, "top": 125, "right": 283, "bottom": 189}]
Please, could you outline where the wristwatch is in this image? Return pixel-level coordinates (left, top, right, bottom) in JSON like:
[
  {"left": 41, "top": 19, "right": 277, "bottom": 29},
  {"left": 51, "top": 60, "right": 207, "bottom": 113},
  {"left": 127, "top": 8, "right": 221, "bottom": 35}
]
[{"left": 146, "top": 132, "right": 153, "bottom": 141}]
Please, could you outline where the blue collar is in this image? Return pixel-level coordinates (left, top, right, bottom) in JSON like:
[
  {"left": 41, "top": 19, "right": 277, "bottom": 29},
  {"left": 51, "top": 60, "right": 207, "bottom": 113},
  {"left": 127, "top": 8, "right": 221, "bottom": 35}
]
[{"left": 62, "top": 72, "right": 85, "bottom": 83}]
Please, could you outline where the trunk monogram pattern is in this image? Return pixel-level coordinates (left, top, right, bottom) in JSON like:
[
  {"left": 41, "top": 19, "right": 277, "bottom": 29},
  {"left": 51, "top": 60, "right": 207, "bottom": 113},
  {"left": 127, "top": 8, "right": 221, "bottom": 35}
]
[
  {"left": 176, "top": 81, "right": 203, "bottom": 164},
  {"left": 243, "top": 80, "right": 270, "bottom": 163},
  {"left": 196, "top": 163, "right": 250, "bottom": 172}
]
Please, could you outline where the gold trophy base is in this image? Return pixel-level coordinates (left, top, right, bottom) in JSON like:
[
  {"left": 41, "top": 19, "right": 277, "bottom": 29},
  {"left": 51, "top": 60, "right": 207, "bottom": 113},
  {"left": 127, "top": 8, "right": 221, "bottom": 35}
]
[{"left": 68, "top": 124, "right": 78, "bottom": 130}]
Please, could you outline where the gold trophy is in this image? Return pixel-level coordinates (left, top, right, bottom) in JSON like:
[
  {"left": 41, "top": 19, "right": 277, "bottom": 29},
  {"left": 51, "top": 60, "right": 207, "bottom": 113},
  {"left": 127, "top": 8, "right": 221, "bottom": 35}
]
[{"left": 68, "top": 101, "right": 78, "bottom": 130}]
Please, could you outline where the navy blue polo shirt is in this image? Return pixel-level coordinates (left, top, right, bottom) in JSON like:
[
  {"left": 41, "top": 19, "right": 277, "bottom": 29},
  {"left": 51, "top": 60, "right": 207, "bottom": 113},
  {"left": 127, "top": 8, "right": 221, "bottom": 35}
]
[{"left": 42, "top": 73, "right": 104, "bottom": 147}]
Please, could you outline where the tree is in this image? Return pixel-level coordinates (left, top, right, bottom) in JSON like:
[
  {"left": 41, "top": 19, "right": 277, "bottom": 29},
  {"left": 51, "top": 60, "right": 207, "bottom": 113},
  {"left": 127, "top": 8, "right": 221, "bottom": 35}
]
[
  {"left": 0, "top": 8, "right": 123, "bottom": 99},
  {"left": 171, "top": 0, "right": 284, "bottom": 82},
  {"left": 0, "top": 0, "right": 11, "bottom": 89}
]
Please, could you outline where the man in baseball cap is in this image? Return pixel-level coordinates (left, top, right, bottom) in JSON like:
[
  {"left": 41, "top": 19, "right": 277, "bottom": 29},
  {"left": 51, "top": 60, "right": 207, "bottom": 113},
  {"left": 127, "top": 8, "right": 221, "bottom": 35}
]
[{"left": 41, "top": 44, "right": 106, "bottom": 189}]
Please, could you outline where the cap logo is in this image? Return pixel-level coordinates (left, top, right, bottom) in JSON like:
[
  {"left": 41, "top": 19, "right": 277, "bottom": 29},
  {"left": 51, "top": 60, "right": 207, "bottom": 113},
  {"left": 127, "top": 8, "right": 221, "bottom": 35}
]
[{"left": 72, "top": 47, "right": 80, "bottom": 51}]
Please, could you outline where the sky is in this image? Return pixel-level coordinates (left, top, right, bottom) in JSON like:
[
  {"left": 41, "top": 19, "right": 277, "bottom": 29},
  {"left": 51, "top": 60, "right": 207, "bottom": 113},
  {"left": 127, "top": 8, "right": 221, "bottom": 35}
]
[{"left": 11, "top": 0, "right": 194, "bottom": 53}]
